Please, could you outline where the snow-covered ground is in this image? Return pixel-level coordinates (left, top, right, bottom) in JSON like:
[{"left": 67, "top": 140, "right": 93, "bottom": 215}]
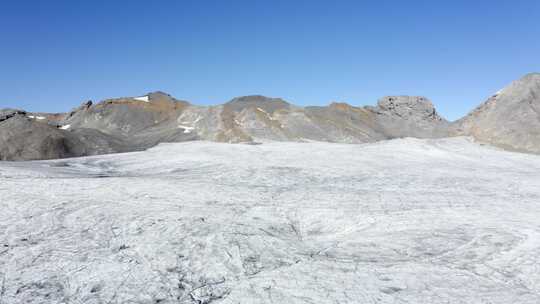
[{"left": 1, "top": 137, "right": 540, "bottom": 303}]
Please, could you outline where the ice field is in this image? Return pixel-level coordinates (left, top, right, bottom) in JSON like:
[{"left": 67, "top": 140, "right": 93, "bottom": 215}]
[{"left": 1, "top": 137, "right": 540, "bottom": 303}]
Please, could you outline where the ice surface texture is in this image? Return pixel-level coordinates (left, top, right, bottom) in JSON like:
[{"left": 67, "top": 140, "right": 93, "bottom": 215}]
[{"left": 1, "top": 137, "right": 540, "bottom": 303}]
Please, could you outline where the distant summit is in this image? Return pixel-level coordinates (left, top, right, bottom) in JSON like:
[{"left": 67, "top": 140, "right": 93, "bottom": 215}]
[
  {"left": 225, "top": 95, "right": 291, "bottom": 114},
  {"left": 2, "top": 73, "right": 540, "bottom": 160}
]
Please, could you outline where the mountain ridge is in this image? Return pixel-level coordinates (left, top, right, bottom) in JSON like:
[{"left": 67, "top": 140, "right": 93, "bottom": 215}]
[{"left": 1, "top": 73, "right": 539, "bottom": 160}]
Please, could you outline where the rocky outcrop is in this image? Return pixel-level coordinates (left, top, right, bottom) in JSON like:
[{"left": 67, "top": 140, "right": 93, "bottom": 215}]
[
  {"left": 0, "top": 110, "right": 134, "bottom": 161},
  {"left": 60, "top": 92, "right": 196, "bottom": 149},
  {"left": 224, "top": 95, "right": 291, "bottom": 114},
  {"left": 62, "top": 92, "right": 190, "bottom": 136},
  {"left": 368, "top": 96, "right": 450, "bottom": 139},
  {"left": 0, "top": 109, "right": 26, "bottom": 122},
  {"left": 452, "top": 73, "right": 540, "bottom": 153},
  {"left": 0, "top": 114, "right": 79, "bottom": 161}
]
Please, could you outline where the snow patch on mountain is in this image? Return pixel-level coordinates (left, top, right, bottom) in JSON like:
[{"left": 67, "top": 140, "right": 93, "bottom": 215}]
[
  {"left": 28, "top": 115, "right": 46, "bottom": 120},
  {"left": 178, "top": 125, "right": 195, "bottom": 133},
  {"left": 134, "top": 96, "right": 149, "bottom": 102}
]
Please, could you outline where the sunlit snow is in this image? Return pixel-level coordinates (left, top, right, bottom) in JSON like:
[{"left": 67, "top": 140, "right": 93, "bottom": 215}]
[
  {"left": 134, "top": 96, "right": 150, "bottom": 102},
  {"left": 178, "top": 125, "right": 195, "bottom": 133},
  {"left": 1, "top": 137, "right": 540, "bottom": 303},
  {"left": 27, "top": 115, "right": 46, "bottom": 120}
]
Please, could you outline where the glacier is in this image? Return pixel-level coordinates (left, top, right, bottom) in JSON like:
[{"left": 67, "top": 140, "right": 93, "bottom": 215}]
[{"left": 1, "top": 137, "right": 540, "bottom": 303}]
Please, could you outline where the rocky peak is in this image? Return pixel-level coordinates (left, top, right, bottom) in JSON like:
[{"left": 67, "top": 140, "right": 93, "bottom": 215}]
[
  {"left": 463, "top": 73, "right": 540, "bottom": 119},
  {"left": 81, "top": 100, "right": 93, "bottom": 109},
  {"left": 146, "top": 91, "right": 177, "bottom": 102},
  {"left": 329, "top": 102, "right": 354, "bottom": 111},
  {"left": 451, "top": 72, "right": 540, "bottom": 153},
  {"left": 225, "top": 95, "right": 290, "bottom": 114},
  {"left": 64, "top": 101, "right": 93, "bottom": 120},
  {"left": 147, "top": 91, "right": 172, "bottom": 97},
  {"left": 92, "top": 91, "right": 190, "bottom": 110},
  {"left": 228, "top": 95, "right": 281, "bottom": 102},
  {"left": 490, "top": 72, "right": 539, "bottom": 97},
  {"left": 73, "top": 100, "right": 93, "bottom": 112},
  {"left": 494, "top": 73, "right": 540, "bottom": 100},
  {"left": 374, "top": 96, "right": 444, "bottom": 121},
  {"left": 520, "top": 72, "right": 540, "bottom": 82}
]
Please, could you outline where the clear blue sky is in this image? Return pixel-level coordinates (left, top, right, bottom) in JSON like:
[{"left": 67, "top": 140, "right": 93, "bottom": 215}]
[{"left": 1, "top": 0, "right": 539, "bottom": 121}]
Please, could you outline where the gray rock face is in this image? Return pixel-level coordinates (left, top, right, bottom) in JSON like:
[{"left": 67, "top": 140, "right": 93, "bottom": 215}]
[
  {"left": 0, "top": 109, "right": 26, "bottom": 122},
  {"left": 224, "top": 95, "right": 291, "bottom": 114},
  {"left": 61, "top": 92, "right": 196, "bottom": 150},
  {"left": 63, "top": 92, "right": 190, "bottom": 137},
  {"left": 452, "top": 73, "right": 540, "bottom": 153},
  {"left": 369, "top": 96, "right": 450, "bottom": 138},
  {"left": 0, "top": 115, "right": 78, "bottom": 161},
  {"left": 0, "top": 111, "right": 132, "bottom": 161}
]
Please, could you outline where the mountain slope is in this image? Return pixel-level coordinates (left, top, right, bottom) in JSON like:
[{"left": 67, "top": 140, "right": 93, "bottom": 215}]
[
  {"left": 0, "top": 110, "right": 130, "bottom": 161},
  {"left": 452, "top": 73, "right": 540, "bottom": 153}
]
